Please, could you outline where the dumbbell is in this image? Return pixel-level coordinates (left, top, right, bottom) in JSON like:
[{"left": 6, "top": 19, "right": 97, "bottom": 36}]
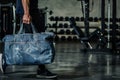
[
  {"left": 81, "top": 17, "right": 84, "bottom": 21},
  {"left": 49, "top": 30, "right": 55, "bottom": 33},
  {"left": 73, "top": 36, "right": 78, "bottom": 41},
  {"left": 65, "top": 17, "right": 69, "bottom": 21},
  {"left": 94, "top": 17, "right": 99, "bottom": 22},
  {"left": 88, "top": 17, "right": 93, "bottom": 21},
  {"left": 59, "top": 16, "right": 64, "bottom": 21},
  {"left": 60, "top": 36, "right": 66, "bottom": 41},
  {"left": 66, "top": 29, "right": 71, "bottom": 34},
  {"left": 64, "top": 23, "right": 69, "bottom": 28},
  {"left": 58, "top": 29, "right": 65, "bottom": 34},
  {"left": 71, "top": 30, "right": 76, "bottom": 34},
  {"left": 75, "top": 17, "right": 80, "bottom": 21},
  {"left": 52, "top": 23, "right": 57, "bottom": 28},
  {"left": 58, "top": 23, "right": 64, "bottom": 28},
  {"left": 67, "top": 36, "right": 73, "bottom": 41},
  {"left": 55, "top": 16, "right": 59, "bottom": 21},
  {"left": 49, "top": 16, "right": 55, "bottom": 21}
]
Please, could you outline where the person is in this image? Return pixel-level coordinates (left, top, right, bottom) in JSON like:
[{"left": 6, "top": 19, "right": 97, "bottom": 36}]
[{"left": 16, "top": 0, "right": 57, "bottom": 78}]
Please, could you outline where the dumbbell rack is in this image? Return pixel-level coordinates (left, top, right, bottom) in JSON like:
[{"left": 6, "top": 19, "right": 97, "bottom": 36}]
[
  {"left": 47, "top": 16, "right": 77, "bottom": 42},
  {"left": 47, "top": 16, "right": 101, "bottom": 43},
  {"left": 46, "top": 0, "right": 120, "bottom": 53}
]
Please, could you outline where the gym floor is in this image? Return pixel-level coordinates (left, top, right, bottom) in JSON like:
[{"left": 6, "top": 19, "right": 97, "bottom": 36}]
[{"left": 0, "top": 42, "right": 120, "bottom": 80}]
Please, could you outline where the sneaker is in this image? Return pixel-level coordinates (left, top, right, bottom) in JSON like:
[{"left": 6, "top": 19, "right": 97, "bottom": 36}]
[
  {"left": 36, "top": 69, "right": 57, "bottom": 79},
  {"left": 0, "top": 54, "right": 3, "bottom": 73}
]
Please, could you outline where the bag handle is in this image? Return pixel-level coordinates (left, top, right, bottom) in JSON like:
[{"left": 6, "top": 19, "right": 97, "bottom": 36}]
[{"left": 18, "top": 23, "right": 37, "bottom": 34}]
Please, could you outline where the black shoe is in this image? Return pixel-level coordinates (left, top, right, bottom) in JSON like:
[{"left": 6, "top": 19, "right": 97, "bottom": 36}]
[{"left": 36, "top": 69, "right": 57, "bottom": 79}]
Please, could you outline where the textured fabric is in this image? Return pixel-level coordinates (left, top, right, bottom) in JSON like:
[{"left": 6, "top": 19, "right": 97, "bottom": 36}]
[{"left": 2, "top": 32, "right": 55, "bottom": 65}]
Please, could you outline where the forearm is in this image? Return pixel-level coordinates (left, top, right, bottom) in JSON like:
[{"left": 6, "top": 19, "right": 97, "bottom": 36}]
[
  {"left": 22, "top": 0, "right": 30, "bottom": 15},
  {"left": 21, "top": 0, "right": 31, "bottom": 24}
]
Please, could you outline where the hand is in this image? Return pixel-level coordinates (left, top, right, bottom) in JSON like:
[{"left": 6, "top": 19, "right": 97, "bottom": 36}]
[{"left": 22, "top": 14, "right": 31, "bottom": 24}]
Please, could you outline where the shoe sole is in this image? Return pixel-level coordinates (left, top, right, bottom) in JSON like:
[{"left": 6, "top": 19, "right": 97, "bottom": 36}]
[
  {"left": 0, "top": 54, "right": 3, "bottom": 73},
  {"left": 36, "top": 75, "right": 57, "bottom": 79}
]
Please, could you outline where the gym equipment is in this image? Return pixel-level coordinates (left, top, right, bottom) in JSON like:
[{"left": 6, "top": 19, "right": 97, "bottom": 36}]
[{"left": 0, "top": 3, "right": 16, "bottom": 39}]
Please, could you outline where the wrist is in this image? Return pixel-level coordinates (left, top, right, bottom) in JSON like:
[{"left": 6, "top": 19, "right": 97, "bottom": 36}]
[{"left": 24, "top": 11, "right": 30, "bottom": 15}]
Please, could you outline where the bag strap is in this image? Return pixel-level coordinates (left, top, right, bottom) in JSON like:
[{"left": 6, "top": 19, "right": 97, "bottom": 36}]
[{"left": 18, "top": 23, "right": 37, "bottom": 34}]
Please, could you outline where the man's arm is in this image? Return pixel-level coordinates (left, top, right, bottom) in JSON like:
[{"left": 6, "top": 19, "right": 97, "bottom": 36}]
[{"left": 22, "top": 0, "right": 31, "bottom": 24}]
